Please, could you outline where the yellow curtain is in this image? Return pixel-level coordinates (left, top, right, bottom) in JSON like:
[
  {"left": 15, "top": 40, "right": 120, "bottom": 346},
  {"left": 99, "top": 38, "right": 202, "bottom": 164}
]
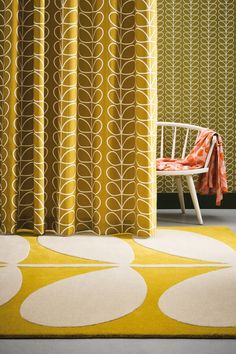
[{"left": 0, "top": 0, "right": 157, "bottom": 236}]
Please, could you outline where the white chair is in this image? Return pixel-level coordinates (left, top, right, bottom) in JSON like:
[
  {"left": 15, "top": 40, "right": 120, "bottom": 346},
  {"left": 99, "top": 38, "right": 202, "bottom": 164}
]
[{"left": 156, "top": 122, "right": 217, "bottom": 224}]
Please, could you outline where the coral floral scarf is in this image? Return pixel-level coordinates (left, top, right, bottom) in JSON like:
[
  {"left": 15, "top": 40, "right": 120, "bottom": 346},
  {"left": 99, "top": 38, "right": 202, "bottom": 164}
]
[{"left": 156, "top": 129, "right": 228, "bottom": 205}]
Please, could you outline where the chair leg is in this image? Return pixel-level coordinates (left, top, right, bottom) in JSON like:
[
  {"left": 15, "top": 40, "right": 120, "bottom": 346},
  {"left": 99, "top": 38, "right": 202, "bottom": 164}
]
[
  {"left": 186, "top": 175, "right": 203, "bottom": 225},
  {"left": 175, "top": 176, "right": 185, "bottom": 214}
]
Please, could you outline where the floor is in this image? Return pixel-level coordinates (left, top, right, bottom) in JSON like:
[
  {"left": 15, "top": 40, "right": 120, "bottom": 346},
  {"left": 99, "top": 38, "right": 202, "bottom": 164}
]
[
  {"left": 1, "top": 209, "right": 236, "bottom": 354},
  {"left": 158, "top": 209, "right": 236, "bottom": 232}
]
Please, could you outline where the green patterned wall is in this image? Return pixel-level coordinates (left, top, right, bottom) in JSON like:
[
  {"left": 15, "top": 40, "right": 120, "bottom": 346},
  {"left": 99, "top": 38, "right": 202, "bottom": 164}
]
[{"left": 157, "top": 0, "right": 235, "bottom": 192}]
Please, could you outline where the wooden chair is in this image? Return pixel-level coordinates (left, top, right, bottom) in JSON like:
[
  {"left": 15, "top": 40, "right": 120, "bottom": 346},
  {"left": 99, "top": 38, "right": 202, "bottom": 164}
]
[{"left": 156, "top": 122, "right": 217, "bottom": 224}]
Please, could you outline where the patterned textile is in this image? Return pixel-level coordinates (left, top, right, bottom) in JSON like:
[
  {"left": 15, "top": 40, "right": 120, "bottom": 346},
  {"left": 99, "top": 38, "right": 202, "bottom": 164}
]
[
  {"left": 156, "top": 130, "right": 228, "bottom": 205},
  {"left": 0, "top": 0, "right": 157, "bottom": 236},
  {"left": 156, "top": 0, "right": 235, "bottom": 193}
]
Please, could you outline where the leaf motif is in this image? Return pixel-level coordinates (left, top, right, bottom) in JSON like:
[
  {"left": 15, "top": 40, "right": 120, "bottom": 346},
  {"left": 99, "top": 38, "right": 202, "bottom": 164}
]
[
  {"left": 133, "top": 229, "right": 236, "bottom": 264},
  {"left": 20, "top": 267, "right": 147, "bottom": 327},
  {"left": 159, "top": 267, "right": 236, "bottom": 327},
  {"left": 0, "top": 266, "right": 22, "bottom": 305},
  {"left": 0, "top": 236, "right": 30, "bottom": 264},
  {"left": 38, "top": 235, "right": 134, "bottom": 264}
]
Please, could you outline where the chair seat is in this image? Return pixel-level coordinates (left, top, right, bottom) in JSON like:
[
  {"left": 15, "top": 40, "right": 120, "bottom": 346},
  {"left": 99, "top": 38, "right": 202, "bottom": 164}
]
[{"left": 156, "top": 167, "right": 209, "bottom": 176}]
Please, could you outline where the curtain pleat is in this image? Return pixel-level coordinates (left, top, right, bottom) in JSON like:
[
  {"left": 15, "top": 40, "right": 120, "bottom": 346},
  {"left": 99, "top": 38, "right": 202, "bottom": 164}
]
[
  {"left": 33, "top": 0, "right": 45, "bottom": 234},
  {"left": 0, "top": 0, "right": 157, "bottom": 236},
  {"left": 134, "top": 0, "right": 157, "bottom": 234},
  {"left": 54, "top": 0, "right": 78, "bottom": 235},
  {"left": 0, "top": 0, "right": 19, "bottom": 233}
]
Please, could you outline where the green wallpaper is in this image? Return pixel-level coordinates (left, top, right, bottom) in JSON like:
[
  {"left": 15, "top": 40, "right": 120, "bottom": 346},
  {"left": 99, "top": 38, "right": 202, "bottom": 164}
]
[{"left": 157, "top": 0, "right": 235, "bottom": 192}]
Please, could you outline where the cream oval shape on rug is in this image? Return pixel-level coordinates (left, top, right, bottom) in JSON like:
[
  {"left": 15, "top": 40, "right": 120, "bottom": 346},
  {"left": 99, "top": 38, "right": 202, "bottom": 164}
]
[
  {"left": 0, "top": 236, "right": 30, "bottom": 264},
  {"left": 20, "top": 267, "right": 147, "bottom": 327},
  {"left": 159, "top": 267, "right": 236, "bottom": 327},
  {"left": 38, "top": 235, "right": 134, "bottom": 264},
  {"left": 133, "top": 229, "right": 236, "bottom": 265},
  {"left": 0, "top": 266, "right": 22, "bottom": 306}
]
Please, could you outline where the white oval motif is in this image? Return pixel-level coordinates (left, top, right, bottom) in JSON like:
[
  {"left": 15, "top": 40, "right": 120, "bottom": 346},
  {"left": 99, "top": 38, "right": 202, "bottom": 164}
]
[
  {"left": 159, "top": 267, "right": 236, "bottom": 327},
  {"left": 20, "top": 267, "right": 147, "bottom": 327},
  {"left": 0, "top": 266, "right": 22, "bottom": 305},
  {"left": 133, "top": 229, "right": 236, "bottom": 265},
  {"left": 38, "top": 235, "right": 134, "bottom": 264},
  {"left": 0, "top": 236, "right": 30, "bottom": 264}
]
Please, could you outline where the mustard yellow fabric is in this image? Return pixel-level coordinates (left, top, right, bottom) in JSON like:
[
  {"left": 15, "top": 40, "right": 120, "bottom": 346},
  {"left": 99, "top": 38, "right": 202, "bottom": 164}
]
[{"left": 0, "top": 0, "right": 157, "bottom": 236}]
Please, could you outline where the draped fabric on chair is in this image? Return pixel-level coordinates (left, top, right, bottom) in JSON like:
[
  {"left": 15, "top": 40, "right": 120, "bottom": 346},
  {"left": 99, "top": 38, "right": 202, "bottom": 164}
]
[{"left": 0, "top": 0, "right": 157, "bottom": 236}]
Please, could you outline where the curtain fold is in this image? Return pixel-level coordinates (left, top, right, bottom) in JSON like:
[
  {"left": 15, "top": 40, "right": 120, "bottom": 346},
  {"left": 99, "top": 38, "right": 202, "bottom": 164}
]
[
  {"left": 0, "top": 0, "right": 157, "bottom": 236},
  {"left": 0, "top": 0, "right": 19, "bottom": 233},
  {"left": 33, "top": 0, "right": 45, "bottom": 234}
]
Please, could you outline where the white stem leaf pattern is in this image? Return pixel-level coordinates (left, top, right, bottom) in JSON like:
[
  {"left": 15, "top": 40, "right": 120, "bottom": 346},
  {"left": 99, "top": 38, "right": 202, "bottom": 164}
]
[
  {"left": 157, "top": 0, "right": 235, "bottom": 193},
  {"left": 0, "top": 0, "right": 157, "bottom": 236}
]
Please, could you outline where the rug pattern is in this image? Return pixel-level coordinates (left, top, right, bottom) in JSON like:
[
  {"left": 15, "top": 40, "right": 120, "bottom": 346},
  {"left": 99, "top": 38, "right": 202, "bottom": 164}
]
[{"left": 1, "top": 226, "right": 236, "bottom": 337}]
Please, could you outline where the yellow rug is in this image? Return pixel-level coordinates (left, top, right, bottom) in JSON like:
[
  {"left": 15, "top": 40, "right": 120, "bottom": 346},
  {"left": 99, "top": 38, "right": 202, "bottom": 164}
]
[{"left": 1, "top": 226, "right": 236, "bottom": 338}]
